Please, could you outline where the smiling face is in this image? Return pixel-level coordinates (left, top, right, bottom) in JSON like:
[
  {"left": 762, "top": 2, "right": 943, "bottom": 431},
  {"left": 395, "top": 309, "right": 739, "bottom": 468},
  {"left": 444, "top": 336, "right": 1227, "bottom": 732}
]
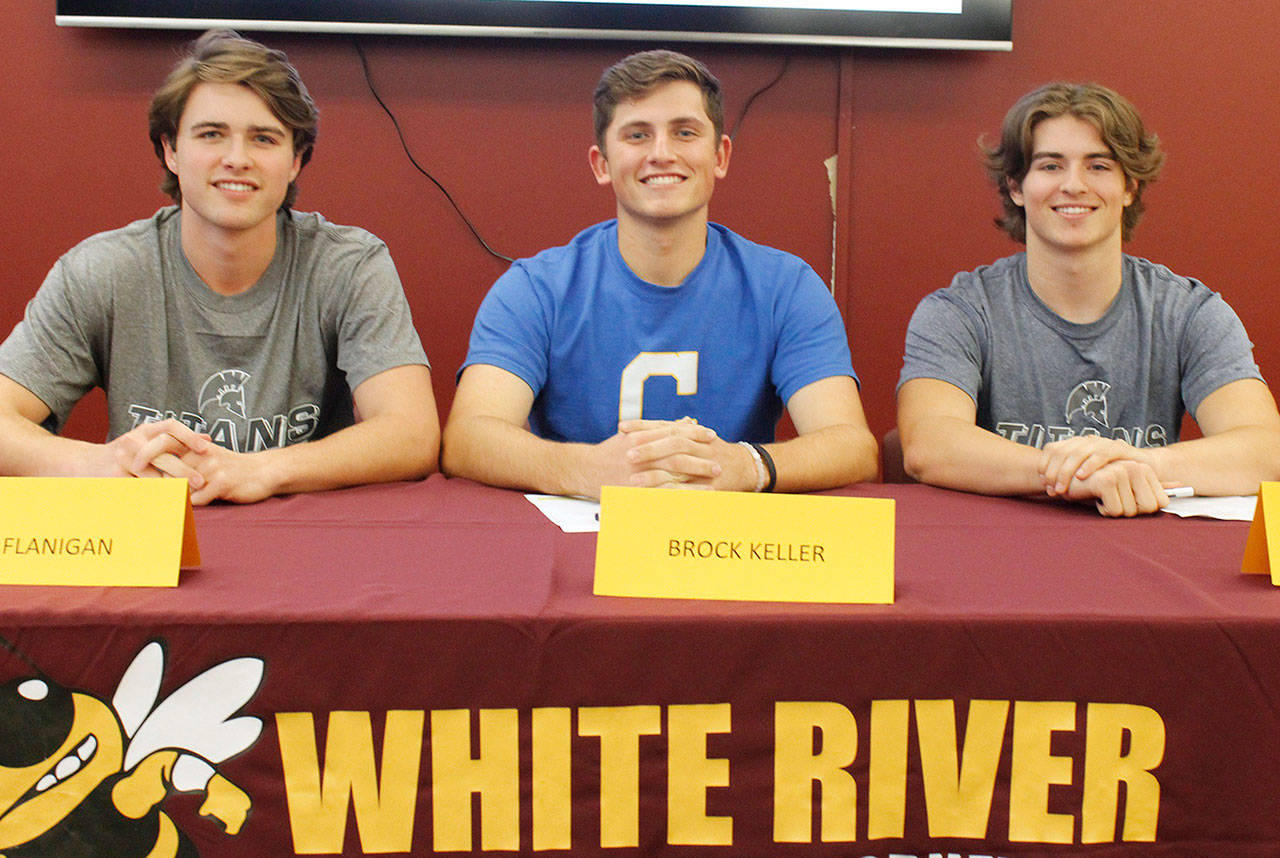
[
  {"left": 1009, "top": 113, "right": 1135, "bottom": 260},
  {"left": 162, "top": 81, "right": 302, "bottom": 245},
  {"left": 588, "top": 80, "right": 731, "bottom": 232}
]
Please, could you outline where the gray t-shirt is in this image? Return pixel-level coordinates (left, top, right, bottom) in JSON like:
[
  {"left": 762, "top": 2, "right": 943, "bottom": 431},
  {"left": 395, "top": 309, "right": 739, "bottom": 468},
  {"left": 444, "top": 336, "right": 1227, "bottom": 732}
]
[
  {"left": 898, "top": 253, "right": 1262, "bottom": 448},
  {"left": 0, "top": 207, "right": 429, "bottom": 452}
]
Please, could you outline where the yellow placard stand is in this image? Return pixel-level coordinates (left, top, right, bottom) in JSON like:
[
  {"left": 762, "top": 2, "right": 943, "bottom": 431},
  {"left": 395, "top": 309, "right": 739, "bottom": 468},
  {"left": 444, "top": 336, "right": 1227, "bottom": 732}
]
[
  {"left": 1242, "top": 482, "right": 1280, "bottom": 584},
  {"left": 594, "top": 486, "right": 894, "bottom": 604},
  {"left": 0, "top": 478, "right": 199, "bottom": 587}
]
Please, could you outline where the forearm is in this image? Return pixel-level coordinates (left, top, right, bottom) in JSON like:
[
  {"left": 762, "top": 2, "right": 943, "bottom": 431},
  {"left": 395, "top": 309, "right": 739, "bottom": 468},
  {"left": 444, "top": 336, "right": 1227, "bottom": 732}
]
[
  {"left": 763, "top": 424, "right": 878, "bottom": 492},
  {"left": 256, "top": 411, "right": 438, "bottom": 496},
  {"left": 0, "top": 409, "right": 114, "bottom": 477},
  {"left": 901, "top": 416, "right": 1045, "bottom": 495},
  {"left": 442, "top": 415, "right": 598, "bottom": 497},
  {"left": 1147, "top": 425, "right": 1280, "bottom": 496}
]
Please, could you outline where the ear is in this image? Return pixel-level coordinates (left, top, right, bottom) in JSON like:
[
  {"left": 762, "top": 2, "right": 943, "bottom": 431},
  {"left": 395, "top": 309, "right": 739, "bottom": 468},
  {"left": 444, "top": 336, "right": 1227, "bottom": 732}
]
[
  {"left": 588, "top": 144, "right": 611, "bottom": 187},
  {"left": 714, "top": 134, "right": 731, "bottom": 179},
  {"left": 289, "top": 147, "right": 304, "bottom": 184},
  {"left": 1123, "top": 176, "right": 1137, "bottom": 207},
  {"left": 1007, "top": 176, "right": 1024, "bottom": 207},
  {"left": 162, "top": 137, "right": 178, "bottom": 175}
]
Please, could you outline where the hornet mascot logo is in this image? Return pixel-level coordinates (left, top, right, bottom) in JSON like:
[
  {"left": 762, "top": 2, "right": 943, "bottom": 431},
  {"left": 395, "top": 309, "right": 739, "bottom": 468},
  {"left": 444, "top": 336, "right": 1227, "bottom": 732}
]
[{"left": 0, "top": 639, "right": 264, "bottom": 857}]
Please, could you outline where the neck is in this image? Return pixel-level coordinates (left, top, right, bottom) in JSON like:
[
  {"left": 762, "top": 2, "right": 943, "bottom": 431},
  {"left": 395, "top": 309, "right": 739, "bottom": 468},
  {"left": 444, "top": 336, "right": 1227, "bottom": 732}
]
[
  {"left": 615, "top": 210, "right": 709, "bottom": 287},
  {"left": 1024, "top": 236, "right": 1123, "bottom": 324},
  {"left": 179, "top": 209, "right": 280, "bottom": 296}
]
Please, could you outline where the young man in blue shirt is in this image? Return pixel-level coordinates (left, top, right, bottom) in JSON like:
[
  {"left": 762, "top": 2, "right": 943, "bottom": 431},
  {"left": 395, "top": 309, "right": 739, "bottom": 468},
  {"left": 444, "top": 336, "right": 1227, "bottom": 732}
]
[{"left": 444, "top": 50, "right": 876, "bottom": 498}]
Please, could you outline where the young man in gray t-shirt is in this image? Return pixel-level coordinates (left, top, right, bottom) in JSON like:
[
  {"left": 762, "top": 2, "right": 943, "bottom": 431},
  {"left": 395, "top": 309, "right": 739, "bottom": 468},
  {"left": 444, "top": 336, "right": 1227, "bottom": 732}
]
[
  {"left": 0, "top": 30, "right": 438, "bottom": 505},
  {"left": 898, "top": 82, "right": 1280, "bottom": 516}
]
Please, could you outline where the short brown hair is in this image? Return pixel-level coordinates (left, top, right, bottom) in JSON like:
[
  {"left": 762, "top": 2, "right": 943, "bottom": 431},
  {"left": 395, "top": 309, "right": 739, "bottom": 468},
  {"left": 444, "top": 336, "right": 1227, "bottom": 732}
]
[
  {"left": 983, "top": 82, "right": 1164, "bottom": 243},
  {"left": 148, "top": 29, "right": 318, "bottom": 210},
  {"left": 593, "top": 50, "right": 724, "bottom": 149}
]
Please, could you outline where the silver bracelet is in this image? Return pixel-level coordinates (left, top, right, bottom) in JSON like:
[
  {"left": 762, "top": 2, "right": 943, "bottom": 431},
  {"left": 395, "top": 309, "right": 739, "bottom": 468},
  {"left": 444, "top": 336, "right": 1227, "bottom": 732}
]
[{"left": 739, "top": 441, "right": 767, "bottom": 492}]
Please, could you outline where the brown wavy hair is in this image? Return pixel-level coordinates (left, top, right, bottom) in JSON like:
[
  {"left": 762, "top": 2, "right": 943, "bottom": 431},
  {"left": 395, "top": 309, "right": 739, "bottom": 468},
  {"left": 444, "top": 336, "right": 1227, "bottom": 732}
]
[
  {"left": 148, "top": 29, "right": 318, "bottom": 210},
  {"left": 983, "top": 82, "right": 1164, "bottom": 243}
]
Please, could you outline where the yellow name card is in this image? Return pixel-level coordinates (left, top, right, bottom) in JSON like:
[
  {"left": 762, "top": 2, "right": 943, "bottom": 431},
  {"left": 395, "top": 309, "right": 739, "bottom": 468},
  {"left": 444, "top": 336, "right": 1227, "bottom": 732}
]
[
  {"left": 0, "top": 478, "right": 199, "bottom": 587},
  {"left": 594, "top": 486, "right": 894, "bottom": 604},
  {"left": 1242, "top": 481, "right": 1280, "bottom": 584}
]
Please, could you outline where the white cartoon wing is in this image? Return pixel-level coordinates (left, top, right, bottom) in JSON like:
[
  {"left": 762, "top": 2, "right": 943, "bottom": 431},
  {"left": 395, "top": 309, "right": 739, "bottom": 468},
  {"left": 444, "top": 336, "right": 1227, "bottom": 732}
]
[
  {"left": 122, "top": 653, "right": 265, "bottom": 773},
  {"left": 113, "top": 641, "right": 165, "bottom": 738}
]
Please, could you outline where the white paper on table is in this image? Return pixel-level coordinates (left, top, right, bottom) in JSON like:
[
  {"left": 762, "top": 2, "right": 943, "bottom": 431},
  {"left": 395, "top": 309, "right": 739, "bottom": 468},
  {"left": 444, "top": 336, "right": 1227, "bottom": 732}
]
[
  {"left": 1162, "top": 495, "right": 1257, "bottom": 521},
  {"left": 525, "top": 494, "right": 602, "bottom": 532}
]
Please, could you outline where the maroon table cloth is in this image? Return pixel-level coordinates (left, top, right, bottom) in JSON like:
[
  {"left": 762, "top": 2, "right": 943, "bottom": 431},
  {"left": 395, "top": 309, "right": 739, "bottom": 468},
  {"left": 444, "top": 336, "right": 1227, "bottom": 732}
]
[{"left": 2, "top": 476, "right": 1276, "bottom": 857}]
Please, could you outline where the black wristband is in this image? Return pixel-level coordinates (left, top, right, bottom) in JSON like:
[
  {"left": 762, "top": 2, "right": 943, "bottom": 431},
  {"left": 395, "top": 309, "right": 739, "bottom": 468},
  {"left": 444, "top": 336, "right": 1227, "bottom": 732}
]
[{"left": 750, "top": 443, "right": 776, "bottom": 493}]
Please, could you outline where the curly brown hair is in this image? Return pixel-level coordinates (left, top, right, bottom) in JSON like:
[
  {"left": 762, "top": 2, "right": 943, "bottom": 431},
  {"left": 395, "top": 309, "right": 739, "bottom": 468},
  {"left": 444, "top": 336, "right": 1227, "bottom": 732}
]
[{"left": 983, "top": 82, "right": 1164, "bottom": 243}]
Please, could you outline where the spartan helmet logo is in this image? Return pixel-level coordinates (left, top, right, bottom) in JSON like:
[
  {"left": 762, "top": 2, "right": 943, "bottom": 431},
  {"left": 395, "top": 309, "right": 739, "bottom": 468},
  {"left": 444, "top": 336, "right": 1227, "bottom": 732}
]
[
  {"left": 199, "top": 370, "right": 251, "bottom": 420},
  {"left": 1065, "top": 380, "right": 1112, "bottom": 430}
]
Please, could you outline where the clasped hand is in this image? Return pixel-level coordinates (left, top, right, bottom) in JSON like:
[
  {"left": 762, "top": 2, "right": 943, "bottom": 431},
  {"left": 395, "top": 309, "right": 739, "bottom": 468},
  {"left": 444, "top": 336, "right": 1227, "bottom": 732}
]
[
  {"left": 1038, "top": 435, "right": 1175, "bottom": 517},
  {"left": 589, "top": 417, "right": 753, "bottom": 495},
  {"left": 102, "top": 418, "right": 273, "bottom": 505}
]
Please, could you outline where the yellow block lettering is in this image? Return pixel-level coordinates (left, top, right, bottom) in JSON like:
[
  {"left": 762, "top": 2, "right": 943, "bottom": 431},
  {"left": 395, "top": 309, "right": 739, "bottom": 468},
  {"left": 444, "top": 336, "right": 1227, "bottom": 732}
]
[
  {"left": 578, "top": 705, "right": 662, "bottom": 848},
  {"left": 667, "top": 703, "right": 733, "bottom": 845},
  {"left": 772, "top": 701, "right": 857, "bottom": 843},
  {"left": 1009, "top": 700, "right": 1075, "bottom": 844},
  {"left": 431, "top": 709, "right": 520, "bottom": 852},
  {"left": 916, "top": 699, "right": 1008, "bottom": 839},
  {"left": 276, "top": 710, "right": 424, "bottom": 855},
  {"left": 867, "top": 699, "right": 909, "bottom": 839},
  {"left": 1082, "top": 703, "right": 1164, "bottom": 843},
  {"left": 532, "top": 708, "right": 573, "bottom": 851}
]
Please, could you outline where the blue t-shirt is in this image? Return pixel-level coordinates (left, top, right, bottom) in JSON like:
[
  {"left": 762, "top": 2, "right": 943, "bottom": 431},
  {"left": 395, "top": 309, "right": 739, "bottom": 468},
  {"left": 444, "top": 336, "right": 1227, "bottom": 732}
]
[{"left": 461, "top": 220, "right": 856, "bottom": 444}]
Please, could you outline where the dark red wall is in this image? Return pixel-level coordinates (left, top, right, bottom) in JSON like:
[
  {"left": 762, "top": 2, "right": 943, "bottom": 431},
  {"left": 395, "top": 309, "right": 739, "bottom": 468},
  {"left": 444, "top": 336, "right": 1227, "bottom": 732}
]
[{"left": 3, "top": 2, "right": 1278, "bottom": 449}]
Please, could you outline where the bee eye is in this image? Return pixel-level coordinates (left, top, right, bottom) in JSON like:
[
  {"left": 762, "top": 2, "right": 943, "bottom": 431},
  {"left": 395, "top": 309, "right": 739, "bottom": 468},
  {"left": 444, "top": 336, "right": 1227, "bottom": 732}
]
[
  {"left": 19, "top": 679, "right": 48, "bottom": 701},
  {"left": 0, "top": 677, "right": 76, "bottom": 768}
]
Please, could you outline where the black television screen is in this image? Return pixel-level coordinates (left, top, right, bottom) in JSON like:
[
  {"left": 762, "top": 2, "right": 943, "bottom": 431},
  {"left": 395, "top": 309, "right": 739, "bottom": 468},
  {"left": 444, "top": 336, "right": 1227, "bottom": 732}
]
[{"left": 56, "top": 0, "right": 1012, "bottom": 50}]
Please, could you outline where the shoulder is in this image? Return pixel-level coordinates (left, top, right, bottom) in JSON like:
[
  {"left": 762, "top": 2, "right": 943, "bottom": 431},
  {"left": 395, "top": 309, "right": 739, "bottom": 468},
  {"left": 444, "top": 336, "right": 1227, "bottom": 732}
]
[
  {"left": 42, "top": 209, "right": 176, "bottom": 304},
  {"left": 1121, "top": 257, "right": 1256, "bottom": 370},
  {"left": 1122, "top": 254, "right": 1213, "bottom": 300},
  {"left": 513, "top": 221, "right": 615, "bottom": 273},
  {"left": 706, "top": 222, "right": 815, "bottom": 277},
  {"left": 492, "top": 221, "right": 617, "bottom": 298},
  {"left": 58, "top": 208, "right": 174, "bottom": 271},
  {"left": 912, "top": 253, "right": 1024, "bottom": 321},
  {"left": 702, "top": 223, "right": 831, "bottom": 314},
  {"left": 1121, "top": 254, "right": 1237, "bottom": 331},
  {"left": 284, "top": 210, "right": 391, "bottom": 259},
  {"left": 947, "top": 253, "right": 1024, "bottom": 300},
  {"left": 280, "top": 212, "right": 404, "bottom": 305}
]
